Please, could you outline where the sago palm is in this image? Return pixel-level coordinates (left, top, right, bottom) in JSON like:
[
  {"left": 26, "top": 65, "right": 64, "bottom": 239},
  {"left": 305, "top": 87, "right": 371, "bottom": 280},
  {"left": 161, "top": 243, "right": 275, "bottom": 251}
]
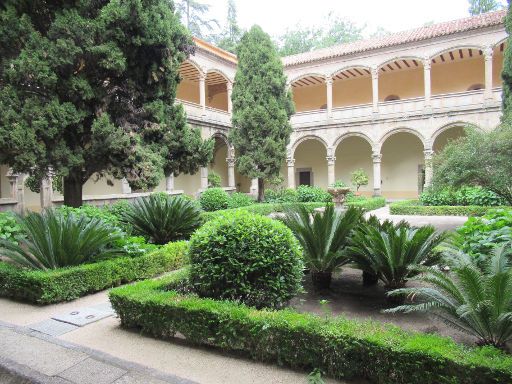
[
  {"left": 0, "top": 210, "right": 122, "bottom": 270},
  {"left": 123, "top": 194, "right": 202, "bottom": 245},
  {"left": 386, "top": 244, "right": 512, "bottom": 349},
  {"left": 347, "top": 220, "right": 446, "bottom": 290},
  {"left": 282, "top": 204, "right": 363, "bottom": 289}
]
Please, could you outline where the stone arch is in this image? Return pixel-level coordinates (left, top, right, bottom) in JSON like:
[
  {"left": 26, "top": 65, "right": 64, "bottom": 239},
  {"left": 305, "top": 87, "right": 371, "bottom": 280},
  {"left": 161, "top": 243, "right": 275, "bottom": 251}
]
[
  {"left": 177, "top": 59, "right": 204, "bottom": 104},
  {"left": 290, "top": 134, "right": 329, "bottom": 158},
  {"left": 494, "top": 37, "right": 508, "bottom": 49},
  {"left": 376, "top": 57, "right": 425, "bottom": 101},
  {"left": 289, "top": 74, "right": 328, "bottom": 113},
  {"left": 379, "top": 128, "right": 426, "bottom": 150},
  {"left": 431, "top": 121, "right": 482, "bottom": 153},
  {"left": 330, "top": 66, "right": 373, "bottom": 108},
  {"left": 206, "top": 68, "right": 233, "bottom": 84},
  {"left": 183, "top": 58, "right": 204, "bottom": 77},
  {"left": 428, "top": 45, "right": 485, "bottom": 61},
  {"left": 288, "top": 73, "right": 327, "bottom": 86},
  {"left": 205, "top": 70, "right": 230, "bottom": 111},
  {"left": 330, "top": 65, "right": 371, "bottom": 79},
  {"left": 431, "top": 121, "right": 481, "bottom": 145},
  {"left": 377, "top": 56, "right": 424, "bottom": 71},
  {"left": 333, "top": 132, "right": 375, "bottom": 152}
]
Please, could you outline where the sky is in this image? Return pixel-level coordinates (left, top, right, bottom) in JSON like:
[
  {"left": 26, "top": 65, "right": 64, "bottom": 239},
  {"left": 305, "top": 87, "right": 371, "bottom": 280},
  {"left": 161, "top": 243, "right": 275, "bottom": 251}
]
[{"left": 204, "top": 0, "right": 507, "bottom": 38}]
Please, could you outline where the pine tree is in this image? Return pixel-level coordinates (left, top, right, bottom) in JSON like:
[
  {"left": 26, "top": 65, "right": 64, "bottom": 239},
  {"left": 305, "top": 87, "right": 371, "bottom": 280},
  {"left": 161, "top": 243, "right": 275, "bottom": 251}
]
[
  {"left": 175, "top": 0, "right": 219, "bottom": 39},
  {"left": 230, "top": 26, "right": 294, "bottom": 202},
  {"left": 502, "top": 1, "right": 512, "bottom": 119},
  {"left": 468, "top": 0, "right": 502, "bottom": 15},
  {"left": 214, "top": 0, "right": 243, "bottom": 53},
  {"left": 0, "top": 0, "right": 212, "bottom": 207}
]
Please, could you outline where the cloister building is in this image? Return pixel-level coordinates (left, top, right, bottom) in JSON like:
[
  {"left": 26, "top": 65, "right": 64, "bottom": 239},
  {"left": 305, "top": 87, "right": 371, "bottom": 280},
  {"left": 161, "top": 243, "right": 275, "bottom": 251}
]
[{"left": 1, "top": 10, "right": 508, "bottom": 210}]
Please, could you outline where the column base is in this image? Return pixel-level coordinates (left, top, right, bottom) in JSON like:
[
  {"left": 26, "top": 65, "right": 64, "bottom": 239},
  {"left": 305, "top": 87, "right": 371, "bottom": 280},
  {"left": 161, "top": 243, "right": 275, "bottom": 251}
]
[{"left": 373, "top": 189, "right": 382, "bottom": 197}]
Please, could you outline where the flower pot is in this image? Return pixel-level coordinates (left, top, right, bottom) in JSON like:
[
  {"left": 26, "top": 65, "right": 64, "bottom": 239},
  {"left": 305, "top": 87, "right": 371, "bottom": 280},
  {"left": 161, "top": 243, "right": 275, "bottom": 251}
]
[
  {"left": 327, "top": 187, "right": 351, "bottom": 209},
  {"left": 311, "top": 271, "right": 332, "bottom": 290}
]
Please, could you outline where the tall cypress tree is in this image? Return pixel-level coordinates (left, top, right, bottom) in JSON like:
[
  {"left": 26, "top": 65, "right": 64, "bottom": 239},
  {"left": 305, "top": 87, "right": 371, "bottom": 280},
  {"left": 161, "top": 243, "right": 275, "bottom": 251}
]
[
  {"left": 0, "top": 0, "right": 212, "bottom": 207},
  {"left": 230, "top": 25, "right": 294, "bottom": 202},
  {"left": 502, "top": 1, "right": 512, "bottom": 120}
]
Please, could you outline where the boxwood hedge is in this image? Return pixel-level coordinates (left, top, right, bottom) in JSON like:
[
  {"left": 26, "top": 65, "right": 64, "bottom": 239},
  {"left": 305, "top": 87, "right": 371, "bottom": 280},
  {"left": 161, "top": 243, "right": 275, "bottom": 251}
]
[
  {"left": 0, "top": 241, "right": 188, "bottom": 304},
  {"left": 109, "top": 271, "right": 512, "bottom": 384},
  {"left": 389, "top": 200, "right": 511, "bottom": 217}
]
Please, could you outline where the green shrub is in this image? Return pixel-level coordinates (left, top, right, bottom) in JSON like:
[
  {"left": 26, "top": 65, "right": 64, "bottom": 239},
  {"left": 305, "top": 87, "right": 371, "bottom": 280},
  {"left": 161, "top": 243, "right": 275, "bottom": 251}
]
[
  {"left": 389, "top": 200, "right": 508, "bottom": 216},
  {"left": 0, "top": 211, "right": 24, "bottom": 244},
  {"left": 199, "top": 187, "right": 229, "bottom": 211},
  {"left": 113, "top": 236, "right": 159, "bottom": 258},
  {"left": 420, "top": 187, "right": 507, "bottom": 207},
  {"left": 0, "top": 241, "right": 189, "bottom": 304},
  {"left": 227, "top": 192, "right": 254, "bottom": 209},
  {"left": 264, "top": 188, "right": 298, "bottom": 203},
  {"left": 58, "top": 204, "right": 121, "bottom": 228},
  {"left": 388, "top": 244, "right": 512, "bottom": 349},
  {"left": 189, "top": 211, "right": 303, "bottom": 309},
  {"left": 122, "top": 194, "right": 202, "bottom": 245},
  {"left": 346, "top": 196, "right": 385, "bottom": 211},
  {"left": 104, "top": 200, "right": 133, "bottom": 232},
  {"left": 0, "top": 210, "right": 122, "bottom": 270},
  {"left": 207, "top": 172, "right": 222, "bottom": 188},
  {"left": 348, "top": 219, "right": 446, "bottom": 289},
  {"left": 350, "top": 169, "right": 368, "bottom": 191},
  {"left": 110, "top": 272, "right": 512, "bottom": 384},
  {"left": 282, "top": 205, "right": 363, "bottom": 289},
  {"left": 453, "top": 209, "right": 512, "bottom": 267},
  {"left": 296, "top": 185, "right": 331, "bottom": 203}
]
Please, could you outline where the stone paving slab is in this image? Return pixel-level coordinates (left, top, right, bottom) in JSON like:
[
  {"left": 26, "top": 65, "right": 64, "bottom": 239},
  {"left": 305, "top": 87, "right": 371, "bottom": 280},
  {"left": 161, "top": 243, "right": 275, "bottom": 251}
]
[
  {"left": 29, "top": 319, "right": 79, "bottom": 337},
  {"left": 52, "top": 307, "right": 112, "bottom": 327},
  {"left": 0, "top": 321, "right": 197, "bottom": 384}
]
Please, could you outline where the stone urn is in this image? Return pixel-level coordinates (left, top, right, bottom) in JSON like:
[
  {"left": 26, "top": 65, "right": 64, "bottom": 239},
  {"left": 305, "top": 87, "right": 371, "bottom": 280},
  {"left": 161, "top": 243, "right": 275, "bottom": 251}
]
[{"left": 327, "top": 187, "right": 351, "bottom": 209}]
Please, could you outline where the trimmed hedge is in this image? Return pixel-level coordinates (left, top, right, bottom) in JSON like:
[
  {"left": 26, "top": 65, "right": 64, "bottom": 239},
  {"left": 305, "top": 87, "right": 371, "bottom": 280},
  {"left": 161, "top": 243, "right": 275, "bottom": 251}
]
[
  {"left": 202, "top": 198, "right": 386, "bottom": 223},
  {"left": 389, "top": 200, "right": 511, "bottom": 217},
  {"left": 110, "top": 272, "right": 512, "bottom": 384},
  {"left": 0, "top": 241, "right": 188, "bottom": 304}
]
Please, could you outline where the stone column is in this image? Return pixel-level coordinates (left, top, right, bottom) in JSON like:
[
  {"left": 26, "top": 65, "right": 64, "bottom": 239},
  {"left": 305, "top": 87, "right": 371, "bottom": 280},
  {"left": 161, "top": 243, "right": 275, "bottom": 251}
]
[
  {"left": 227, "top": 157, "right": 235, "bottom": 189},
  {"left": 16, "top": 174, "right": 26, "bottom": 213},
  {"left": 121, "top": 178, "right": 132, "bottom": 194},
  {"left": 327, "top": 155, "right": 336, "bottom": 187},
  {"left": 227, "top": 81, "right": 233, "bottom": 114},
  {"left": 326, "top": 77, "right": 333, "bottom": 118},
  {"left": 250, "top": 178, "right": 259, "bottom": 197},
  {"left": 287, "top": 158, "right": 295, "bottom": 189},
  {"left": 200, "top": 166, "right": 208, "bottom": 190},
  {"left": 165, "top": 174, "right": 175, "bottom": 192},
  {"left": 40, "top": 174, "right": 53, "bottom": 209},
  {"left": 6, "top": 169, "right": 18, "bottom": 201},
  {"left": 372, "top": 152, "right": 382, "bottom": 196},
  {"left": 199, "top": 73, "right": 206, "bottom": 115},
  {"left": 424, "top": 149, "right": 434, "bottom": 189},
  {"left": 484, "top": 46, "right": 494, "bottom": 100},
  {"left": 423, "top": 58, "right": 432, "bottom": 108},
  {"left": 371, "top": 67, "right": 379, "bottom": 114}
]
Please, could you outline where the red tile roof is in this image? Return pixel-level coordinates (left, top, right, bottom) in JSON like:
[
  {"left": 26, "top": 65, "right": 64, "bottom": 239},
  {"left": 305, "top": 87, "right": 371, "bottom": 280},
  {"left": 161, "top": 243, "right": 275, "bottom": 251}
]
[{"left": 283, "top": 9, "right": 507, "bottom": 66}]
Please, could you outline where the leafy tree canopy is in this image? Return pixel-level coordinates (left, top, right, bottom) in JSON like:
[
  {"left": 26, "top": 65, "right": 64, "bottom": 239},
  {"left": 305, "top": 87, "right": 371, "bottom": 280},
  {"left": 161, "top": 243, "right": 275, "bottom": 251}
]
[
  {"left": 501, "top": 1, "right": 512, "bottom": 118},
  {"left": 0, "top": 0, "right": 213, "bottom": 207},
  {"left": 468, "top": 0, "right": 504, "bottom": 15},
  {"left": 431, "top": 125, "right": 512, "bottom": 205},
  {"left": 210, "top": 0, "right": 243, "bottom": 53},
  {"left": 230, "top": 25, "right": 294, "bottom": 201},
  {"left": 175, "top": 0, "right": 219, "bottom": 39}
]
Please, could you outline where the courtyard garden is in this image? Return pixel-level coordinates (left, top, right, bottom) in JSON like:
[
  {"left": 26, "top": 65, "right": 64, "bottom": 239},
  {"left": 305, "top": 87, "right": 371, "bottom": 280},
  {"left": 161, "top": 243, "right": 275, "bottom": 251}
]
[{"left": 0, "top": 189, "right": 511, "bottom": 383}]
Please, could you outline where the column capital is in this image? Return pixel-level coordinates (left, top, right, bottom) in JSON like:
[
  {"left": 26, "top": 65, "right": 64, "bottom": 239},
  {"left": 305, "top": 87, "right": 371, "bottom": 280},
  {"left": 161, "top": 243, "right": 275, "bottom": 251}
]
[
  {"left": 371, "top": 67, "right": 379, "bottom": 80},
  {"left": 326, "top": 155, "right": 336, "bottom": 165},
  {"left": 226, "top": 81, "right": 233, "bottom": 91},
  {"left": 422, "top": 58, "right": 431, "bottom": 71},
  {"left": 423, "top": 149, "right": 434, "bottom": 159},
  {"left": 483, "top": 46, "right": 493, "bottom": 60},
  {"left": 372, "top": 153, "right": 382, "bottom": 162},
  {"left": 287, "top": 158, "right": 295, "bottom": 167},
  {"left": 325, "top": 76, "right": 333, "bottom": 85},
  {"left": 226, "top": 157, "right": 236, "bottom": 166}
]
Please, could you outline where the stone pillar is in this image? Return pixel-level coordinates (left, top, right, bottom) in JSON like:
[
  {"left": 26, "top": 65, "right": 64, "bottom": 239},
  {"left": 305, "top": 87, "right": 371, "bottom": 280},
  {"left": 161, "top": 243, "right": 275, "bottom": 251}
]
[
  {"left": 121, "top": 178, "right": 132, "bottom": 194},
  {"left": 250, "top": 178, "right": 259, "bottom": 197},
  {"left": 326, "top": 77, "right": 333, "bottom": 118},
  {"left": 199, "top": 73, "right": 206, "bottom": 115},
  {"left": 372, "top": 152, "right": 382, "bottom": 196},
  {"left": 287, "top": 158, "right": 295, "bottom": 189},
  {"left": 424, "top": 149, "right": 434, "bottom": 189},
  {"left": 484, "top": 46, "right": 494, "bottom": 100},
  {"left": 6, "top": 170, "right": 18, "bottom": 201},
  {"left": 371, "top": 67, "right": 379, "bottom": 114},
  {"left": 16, "top": 174, "right": 26, "bottom": 213},
  {"left": 327, "top": 155, "right": 336, "bottom": 187},
  {"left": 227, "top": 81, "right": 233, "bottom": 114},
  {"left": 423, "top": 58, "right": 432, "bottom": 108},
  {"left": 227, "top": 157, "right": 235, "bottom": 189},
  {"left": 165, "top": 174, "right": 175, "bottom": 192},
  {"left": 200, "top": 166, "right": 208, "bottom": 190},
  {"left": 40, "top": 174, "right": 53, "bottom": 209}
]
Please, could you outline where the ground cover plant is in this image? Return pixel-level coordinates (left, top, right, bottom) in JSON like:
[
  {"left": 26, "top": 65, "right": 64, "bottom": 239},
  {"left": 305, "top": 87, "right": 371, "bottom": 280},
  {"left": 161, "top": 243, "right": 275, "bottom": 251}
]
[
  {"left": 389, "top": 200, "right": 508, "bottom": 216},
  {"left": 420, "top": 186, "right": 507, "bottom": 207}
]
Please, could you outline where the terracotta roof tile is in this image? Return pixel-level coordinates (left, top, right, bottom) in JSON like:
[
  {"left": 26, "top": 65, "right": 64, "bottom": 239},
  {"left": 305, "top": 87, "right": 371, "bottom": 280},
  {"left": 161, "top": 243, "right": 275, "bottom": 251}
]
[{"left": 282, "top": 9, "right": 507, "bottom": 66}]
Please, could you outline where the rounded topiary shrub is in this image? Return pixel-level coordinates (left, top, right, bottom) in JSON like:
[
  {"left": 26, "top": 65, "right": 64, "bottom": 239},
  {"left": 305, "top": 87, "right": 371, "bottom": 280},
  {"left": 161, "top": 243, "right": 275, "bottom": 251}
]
[
  {"left": 199, "top": 187, "right": 229, "bottom": 211},
  {"left": 189, "top": 211, "right": 304, "bottom": 309}
]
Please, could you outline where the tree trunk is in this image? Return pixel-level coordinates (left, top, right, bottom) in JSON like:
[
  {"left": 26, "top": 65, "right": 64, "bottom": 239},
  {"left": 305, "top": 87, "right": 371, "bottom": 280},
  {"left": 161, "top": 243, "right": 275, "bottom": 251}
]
[
  {"left": 311, "top": 271, "right": 332, "bottom": 290},
  {"left": 257, "top": 177, "right": 264, "bottom": 202},
  {"left": 63, "top": 170, "right": 84, "bottom": 208}
]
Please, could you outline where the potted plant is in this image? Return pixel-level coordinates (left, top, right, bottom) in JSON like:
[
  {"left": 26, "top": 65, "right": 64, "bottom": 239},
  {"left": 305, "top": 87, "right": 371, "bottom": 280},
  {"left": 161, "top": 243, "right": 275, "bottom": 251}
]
[{"left": 327, "top": 180, "right": 351, "bottom": 209}]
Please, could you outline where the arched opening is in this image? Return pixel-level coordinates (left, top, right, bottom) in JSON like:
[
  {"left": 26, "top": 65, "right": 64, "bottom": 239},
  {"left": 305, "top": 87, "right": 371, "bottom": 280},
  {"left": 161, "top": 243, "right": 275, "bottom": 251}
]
[
  {"left": 206, "top": 71, "right": 229, "bottom": 112},
  {"left": 381, "top": 131, "right": 424, "bottom": 198},
  {"left": 293, "top": 139, "right": 328, "bottom": 188},
  {"left": 384, "top": 94, "right": 400, "bottom": 102},
  {"left": 378, "top": 58, "right": 424, "bottom": 101},
  {"left": 431, "top": 47, "right": 484, "bottom": 95},
  {"left": 334, "top": 136, "right": 373, "bottom": 196},
  {"left": 291, "top": 75, "right": 326, "bottom": 113},
  {"left": 433, "top": 125, "right": 466, "bottom": 153},
  {"left": 493, "top": 41, "right": 506, "bottom": 88},
  {"left": 177, "top": 61, "right": 201, "bottom": 104},
  {"left": 332, "top": 67, "right": 372, "bottom": 108},
  {"left": 209, "top": 136, "right": 229, "bottom": 186}
]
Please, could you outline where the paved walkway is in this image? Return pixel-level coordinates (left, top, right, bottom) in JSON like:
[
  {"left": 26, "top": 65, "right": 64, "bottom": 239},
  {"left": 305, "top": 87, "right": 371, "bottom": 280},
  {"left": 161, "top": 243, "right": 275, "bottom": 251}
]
[{"left": 367, "top": 205, "right": 468, "bottom": 231}]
